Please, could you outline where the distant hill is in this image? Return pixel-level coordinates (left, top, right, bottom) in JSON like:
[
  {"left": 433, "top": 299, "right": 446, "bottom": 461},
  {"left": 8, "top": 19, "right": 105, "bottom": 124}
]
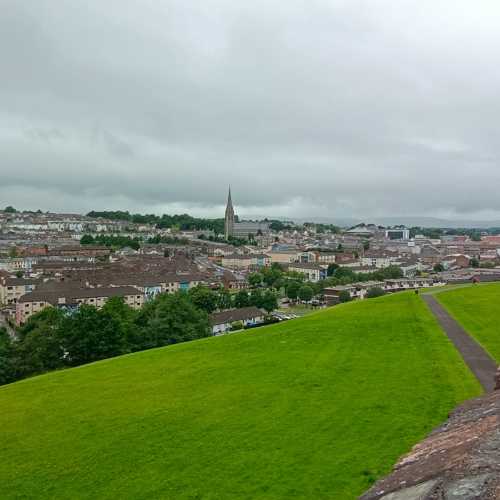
[
  {"left": 290, "top": 216, "right": 500, "bottom": 229},
  {"left": 0, "top": 293, "right": 480, "bottom": 499}
]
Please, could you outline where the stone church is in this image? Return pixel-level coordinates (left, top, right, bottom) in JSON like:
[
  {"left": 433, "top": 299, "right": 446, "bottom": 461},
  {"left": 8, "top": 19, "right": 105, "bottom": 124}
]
[{"left": 224, "top": 187, "right": 269, "bottom": 240}]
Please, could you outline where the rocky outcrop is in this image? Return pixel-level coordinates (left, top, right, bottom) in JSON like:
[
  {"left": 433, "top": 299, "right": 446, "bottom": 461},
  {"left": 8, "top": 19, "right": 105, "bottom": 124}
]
[{"left": 360, "top": 373, "right": 500, "bottom": 500}]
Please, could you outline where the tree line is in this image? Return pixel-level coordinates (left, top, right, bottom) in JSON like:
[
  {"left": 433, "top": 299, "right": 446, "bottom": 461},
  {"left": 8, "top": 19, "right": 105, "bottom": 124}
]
[
  {"left": 0, "top": 291, "right": 211, "bottom": 386},
  {"left": 81, "top": 234, "right": 142, "bottom": 250},
  {"left": 80, "top": 234, "right": 191, "bottom": 249},
  {"left": 325, "top": 264, "right": 404, "bottom": 284},
  {"left": 87, "top": 211, "right": 225, "bottom": 234},
  {"left": 0, "top": 285, "right": 281, "bottom": 387}
]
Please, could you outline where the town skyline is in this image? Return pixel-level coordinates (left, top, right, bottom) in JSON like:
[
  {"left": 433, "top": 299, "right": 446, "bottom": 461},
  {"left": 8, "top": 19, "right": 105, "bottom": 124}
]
[{"left": 6, "top": 194, "right": 500, "bottom": 229}]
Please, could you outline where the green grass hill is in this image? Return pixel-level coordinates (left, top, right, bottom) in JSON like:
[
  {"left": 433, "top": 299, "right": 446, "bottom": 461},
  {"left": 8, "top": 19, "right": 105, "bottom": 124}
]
[
  {"left": 0, "top": 292, "right": 481, "bottom": 499},
  {"left": 437, "top": 282, "right": 500, "bottom": 362}
]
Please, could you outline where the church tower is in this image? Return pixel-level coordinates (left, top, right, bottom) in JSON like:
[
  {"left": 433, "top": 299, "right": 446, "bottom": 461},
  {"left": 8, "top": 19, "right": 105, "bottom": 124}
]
[{"left": 224, "top": 186, "right": 235, "bottom": 239}]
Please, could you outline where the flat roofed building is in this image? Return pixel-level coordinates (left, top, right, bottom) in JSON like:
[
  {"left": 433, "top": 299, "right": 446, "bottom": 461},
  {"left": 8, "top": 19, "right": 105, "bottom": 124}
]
[{"left": 385, "top": 227, "right": 410, "bottom": 240}]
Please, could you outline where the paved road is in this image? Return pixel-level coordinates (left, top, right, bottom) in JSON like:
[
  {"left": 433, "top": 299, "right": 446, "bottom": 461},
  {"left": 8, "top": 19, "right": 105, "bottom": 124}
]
[{"left": 423, "top": 295, "right": 497, "bottom": 392}]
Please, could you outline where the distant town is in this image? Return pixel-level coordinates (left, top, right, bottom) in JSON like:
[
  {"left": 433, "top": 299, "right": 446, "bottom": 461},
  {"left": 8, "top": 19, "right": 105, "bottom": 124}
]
[{"left": 2, "top": 188, "right": 500, "bottom": 337}]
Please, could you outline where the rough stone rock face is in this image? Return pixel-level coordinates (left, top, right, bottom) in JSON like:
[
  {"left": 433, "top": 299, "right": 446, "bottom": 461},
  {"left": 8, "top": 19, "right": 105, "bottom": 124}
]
[{"left": 359, "top": 390, "right": 500, "bottom": 500}]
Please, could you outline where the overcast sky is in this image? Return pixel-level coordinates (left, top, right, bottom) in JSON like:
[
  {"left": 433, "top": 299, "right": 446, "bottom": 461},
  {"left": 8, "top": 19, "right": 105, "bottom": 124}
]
[{"left": 2, "top": 0, "right": 500, "bottom": 221}]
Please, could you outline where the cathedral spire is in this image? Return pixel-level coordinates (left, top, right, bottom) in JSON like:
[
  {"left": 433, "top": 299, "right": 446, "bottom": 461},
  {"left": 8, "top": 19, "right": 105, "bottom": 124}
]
[{"left": 224, "top": 185, "right": 235, "bottom": 240}]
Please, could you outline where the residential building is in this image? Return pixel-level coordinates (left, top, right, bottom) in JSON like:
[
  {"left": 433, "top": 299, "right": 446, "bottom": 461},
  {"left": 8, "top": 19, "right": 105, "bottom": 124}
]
[
  {"left": 16, "top": 286, "right": 144, "bottom": 325},
  {"left": 287, "top": 263, "right": 327, "bottom": 282},
  {"left": 209, "top": 306, "right": 265, "bottom": 335},
  {"left": 315, "top": 252, "right": 337, "bottom": 264},
  {"left": 221, "top": 253, "right": 270, "bottom": 270},
  {"left": 441, "top": 254, "right": 471, "bottom": 270},
  {"left": 0, "top": 277, "right": 39, "bottom": 305},
  {"left": 361, "top": 250, "right": 399, "bottom": 269},
  {"left": 267, "top": 250, "right": 302, "bottom": 264}
]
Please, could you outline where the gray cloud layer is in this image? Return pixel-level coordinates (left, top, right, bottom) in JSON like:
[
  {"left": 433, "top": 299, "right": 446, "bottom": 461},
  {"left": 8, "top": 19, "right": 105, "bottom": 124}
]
[{"left": 1, "top": 0, "right": 500, "bottom": 220}]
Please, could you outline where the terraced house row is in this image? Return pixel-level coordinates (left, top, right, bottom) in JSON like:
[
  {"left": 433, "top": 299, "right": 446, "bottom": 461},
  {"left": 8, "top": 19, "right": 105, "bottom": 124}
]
[
  {"left": 12, "top": 270, "right": 212, "bottom": 325},
  {"left": 16, "top": 286, "right": 144, "bottom": 325}
]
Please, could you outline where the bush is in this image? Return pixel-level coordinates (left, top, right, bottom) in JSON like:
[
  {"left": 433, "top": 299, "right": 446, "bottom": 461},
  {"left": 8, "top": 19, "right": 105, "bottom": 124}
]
[
  {"left": 339, "top": 290, "right": 352, "bottom": 303},
  {"left": 231, "top": 321, "right": 244, "bottom": 331},
  {"left": 366, "top": 287, "right": 386, "bottom": 299}
]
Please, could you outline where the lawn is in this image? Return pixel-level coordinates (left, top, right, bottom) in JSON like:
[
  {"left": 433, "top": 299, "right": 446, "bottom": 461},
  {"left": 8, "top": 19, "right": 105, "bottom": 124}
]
[
  {"left": 0, "top": 293, "right": 480, "bottom": 499},
  {"left": 437, "top": 282, "right": 500, "bottom": 362}
]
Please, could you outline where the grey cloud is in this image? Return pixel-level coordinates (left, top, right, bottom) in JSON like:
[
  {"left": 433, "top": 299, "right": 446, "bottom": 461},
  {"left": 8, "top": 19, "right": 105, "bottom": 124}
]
[{"left": 1, "top": 0, "right": 500, "bottom": 221}]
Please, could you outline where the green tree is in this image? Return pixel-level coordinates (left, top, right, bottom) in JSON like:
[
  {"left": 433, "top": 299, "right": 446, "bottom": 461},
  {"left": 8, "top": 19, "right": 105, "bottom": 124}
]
[
  {"left": 248, "top": 272, "right": 263, "bottom": 288},
  {"left": 433, "top": 263, "right": 444, "bottom": 273},
  {"left": 80, "top": 234, "right": 95, "bottom": 245},
  {"left": 284, "top": 270, "right": 305, "bottom": 282},
  {"left": 298, "top": 285, "right": 314, "bottom": 302},
  {"left": 250, "top": 289, "right": 264, "bottom": 308},
  {"left": 272, "top": 277, "right": 285, "bottom": 291},
  {"left": 81, "top": 234, "right": 141, "bottom": 250},
  {"left": 234, "top": 290, "right": 250, "bottom": 308},
  {"left": 261, "top": 265, "right": 283, "bottom": 287},
  {"left": 216, "top": 288, "right": 233, "bottom": 310},
  {"left": 61, "top": 305, "right": 126, "bottom": 366},
  {"left": 470, "top": 258, "right": 480, "bottom": 268},
  {"left": 4, "top": 206, "right": 16, "bottom": 213},
  {"left": 261, "top": 290, "right": 278, "bottom": 313},
  {"left": 339, "top": 290, "right": 352, "bottom": 303},
  {"left": 139, "top": 293, "right": 210, "bottom": 349},
  {"left": 286, "top": 281, "right": 300, "bottom": 301},
  {"left": 15, "top": 307, "right": 66, "bottom": 377},
  {"left": 188, "top": 285, "right": 217, "bottom": 313},
  {"left": 480, "top": 261, "right": 495, "bottom": 269},
  {"left": 382, "top": 265, "right": 403, "bottom": 279},
  {"left": 327, "top": 263, "right": 339, "bottom": 276},
  {"left": 101, "top": 297, "right": 138, "bottom": 351},
  {"left": 0, "top": 327, "right": 14, "bottom": 386},
  {"left": 334, "top": 267, "right": 356, "bottom": 280}
]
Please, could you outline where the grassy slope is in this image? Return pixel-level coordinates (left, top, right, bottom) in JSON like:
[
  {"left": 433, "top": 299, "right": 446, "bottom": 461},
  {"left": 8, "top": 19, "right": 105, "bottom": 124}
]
[
  {"left": 437, "top": 283, "right": 500, "bottom": 362},
  {"left": 0, "top": 293, "right": 480, "bottom": 500}
]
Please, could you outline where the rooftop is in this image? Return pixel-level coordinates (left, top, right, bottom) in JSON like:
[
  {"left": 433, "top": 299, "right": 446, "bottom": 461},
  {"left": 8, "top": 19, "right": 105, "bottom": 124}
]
[
  {"left": 210, "top": 306, "right": 264, "bottom": 325},
  {"left": 18, "top": 286, "right": 141, "bottom": 304}
]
